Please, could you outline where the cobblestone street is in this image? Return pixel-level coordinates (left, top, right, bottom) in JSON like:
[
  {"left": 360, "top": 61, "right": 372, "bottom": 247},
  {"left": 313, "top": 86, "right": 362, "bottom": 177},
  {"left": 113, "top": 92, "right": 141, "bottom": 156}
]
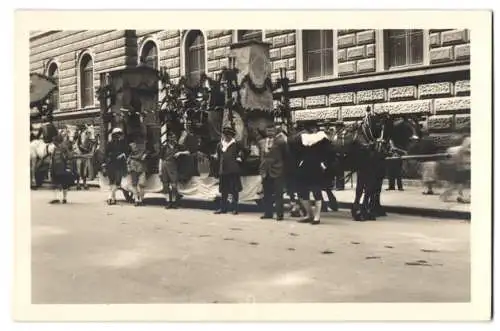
[{"left": 30, "top": 189, "right": 471, "bottom": 304}]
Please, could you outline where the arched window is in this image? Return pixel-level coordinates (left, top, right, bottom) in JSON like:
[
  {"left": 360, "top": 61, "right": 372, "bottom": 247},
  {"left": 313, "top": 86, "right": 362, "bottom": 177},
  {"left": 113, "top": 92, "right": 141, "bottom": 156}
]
[
  {"left": 384, "top": 30, "right": 424, "bottom": 68},
  {"left": 302, "top": 30, "right": 334, "bottom": 80},
  {"left": 80, "top": 54, "right": 94, "bottom": 108},
  {"left": 237, "top": 30, "right": 262, "bottom": 42},
  {"left": 140, "top": 41, "right": 158, "bottom": 69},
  {"left": 185, "top": 30, "right": 206, "bottom": 85},
  {"left": 47, "top": 62, "right": 59, "bottom": 110}
]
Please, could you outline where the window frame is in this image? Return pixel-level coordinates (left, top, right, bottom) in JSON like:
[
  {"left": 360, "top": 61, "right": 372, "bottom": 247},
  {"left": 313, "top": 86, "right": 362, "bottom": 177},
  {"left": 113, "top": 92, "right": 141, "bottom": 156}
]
[
  {"left": 46, "top": 61, "right": 60, "bottom": 111},
  {"left": 139, "top": 40, "right": 160, "bottom": 70},
  {"left": 78, "top": 53, "right": 95, "bottom": 109},
  {"left": 181, "top": 30, "right": 207, "bottom": 85},
  {"left": 380, "top": 29, "right": 430, "bottom": 71},
  {"left": 296, "top": 29, "right": 338, "bottom": 83}
]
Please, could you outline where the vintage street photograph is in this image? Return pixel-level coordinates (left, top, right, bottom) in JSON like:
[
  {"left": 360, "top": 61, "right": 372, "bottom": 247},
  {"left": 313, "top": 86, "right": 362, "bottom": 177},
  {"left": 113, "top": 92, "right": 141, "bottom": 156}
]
[{"left": 16, "top": 9, "right": 492, "bottom": 322}]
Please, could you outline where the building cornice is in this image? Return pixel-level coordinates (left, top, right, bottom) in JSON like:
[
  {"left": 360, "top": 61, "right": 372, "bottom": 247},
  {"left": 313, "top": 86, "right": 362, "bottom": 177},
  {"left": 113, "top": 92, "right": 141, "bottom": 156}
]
[
  {"left": 29, "top": 30, "right": 59, "bottom": 41},
  {"left": 274, "top": 62, "right": 470, "bottom": 96}
]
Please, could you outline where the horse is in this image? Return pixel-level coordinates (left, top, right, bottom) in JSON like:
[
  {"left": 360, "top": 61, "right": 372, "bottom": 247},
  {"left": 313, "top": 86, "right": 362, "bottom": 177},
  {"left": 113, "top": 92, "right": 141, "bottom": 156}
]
[
  {"left": 286, "top": 112, "right": 420, "bottom": 221},
  {"left": 71, "top": 124, "right": 97, "bottom": 190},
  {"left": 30, "top": 137, "right": 55, "bottom": 188},
  {"left": 369, "top": 116, "right": 422, "bottom": 216}
]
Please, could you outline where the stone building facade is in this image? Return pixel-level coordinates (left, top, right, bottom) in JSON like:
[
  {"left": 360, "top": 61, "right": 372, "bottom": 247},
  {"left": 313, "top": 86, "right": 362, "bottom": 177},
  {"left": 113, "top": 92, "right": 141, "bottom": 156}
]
[{"left": 30, "top": 29, "right": 470, "bottom": 147}]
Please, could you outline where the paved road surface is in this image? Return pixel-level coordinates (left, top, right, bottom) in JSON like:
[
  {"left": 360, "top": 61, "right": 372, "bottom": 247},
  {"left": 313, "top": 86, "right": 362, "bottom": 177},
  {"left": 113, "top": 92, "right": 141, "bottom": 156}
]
[{"left": 31, "top": 189, "right": 470, "bottom": 304}]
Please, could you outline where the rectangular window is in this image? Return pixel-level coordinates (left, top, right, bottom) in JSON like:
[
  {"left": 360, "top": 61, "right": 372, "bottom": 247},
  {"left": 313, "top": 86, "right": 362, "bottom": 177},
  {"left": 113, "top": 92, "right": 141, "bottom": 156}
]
[
  {"left": 302, "top": 30, "right": 334, "bottom": 81},
  {"left": 385, "top": 29, "right": 424, "bottom": 69}
]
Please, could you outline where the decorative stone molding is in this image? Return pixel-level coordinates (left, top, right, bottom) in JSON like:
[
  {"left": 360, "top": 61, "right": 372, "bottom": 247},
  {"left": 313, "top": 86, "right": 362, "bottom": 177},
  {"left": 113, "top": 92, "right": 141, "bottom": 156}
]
[
  {"left": 434, "top": 97, "right": 471, "bottom": 113},
  {"left": 418, "top": 82, "right": 453, "bottom": 98},
  {"left": 357, "top": 89, "right": 386, "bottom": 103},
  {"left": 305, "top": 95, "right": 328, "bottom": 108},
  {"left": 388, "top": 86, "right": 417, "bottom": 101},
  {"left": 427, "top": 115, "right": 453, "bottom": 131},
  {"left": 455, "top": 80, "right": 470, "bottom": 95},
  {"left": 294, "top": 107, "right": 339, "bottom": 121},
  {"left": 374, "top": 100, "right": 433, "bottom": 115},
  {"left": 455, "top": 114, "right": 471, "bottom": 131},
  {"left": 289, "top": 97, "right": 304, "bottom": 109},
  {"left": 329, "top": 92, "right": 356, "bottom": 106},
  {"left": 341, "top": 105, "right": 372, "bottom": 119}
]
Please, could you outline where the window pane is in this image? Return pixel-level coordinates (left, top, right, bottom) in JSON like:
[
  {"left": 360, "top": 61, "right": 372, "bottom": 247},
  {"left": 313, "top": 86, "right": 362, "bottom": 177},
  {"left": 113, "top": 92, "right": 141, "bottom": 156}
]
[
  {"left": 387, "top": 34, "right": 407, "bottom": 67},
  {"left": 408, "top": 30, "right": 424, "bottom": 64},
  {"left": 48, "top": 64, "right": 59, "bottom": 109},
  {"left": 386, "top": 29, "right": 424, "bottom": 68},
  {"left": 304, "top": 51, "right": 322, "bottom": 80},
  {"left": 322, "top": 48, "right": 334, "bottom": 76},
  {"left": 303, "top": 30, "right": 321, "bottom": 51},
  {"left": 303, "top": 30, "right": 333, "bottom": 80},
  {"left": 185, "top": 31, "right": 205, "bottom": 85}
]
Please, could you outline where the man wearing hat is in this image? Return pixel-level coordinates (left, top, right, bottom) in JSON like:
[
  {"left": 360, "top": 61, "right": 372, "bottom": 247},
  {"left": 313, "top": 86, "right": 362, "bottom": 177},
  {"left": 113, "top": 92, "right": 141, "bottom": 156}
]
[
  {"left": 104, "top": 127, "right": 129, "bottom": 205},
  {"left": 258, "top": 123, "right": 289, "bottom": 221},
  {"left": 214, "top": 126, "right": 243, "bottom": 215}
]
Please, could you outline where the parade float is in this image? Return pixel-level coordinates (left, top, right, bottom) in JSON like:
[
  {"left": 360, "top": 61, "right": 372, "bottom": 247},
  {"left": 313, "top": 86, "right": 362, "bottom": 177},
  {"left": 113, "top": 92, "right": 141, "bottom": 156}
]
[{"left": 96, "top": 40, "right": 292, "bottom": 204}]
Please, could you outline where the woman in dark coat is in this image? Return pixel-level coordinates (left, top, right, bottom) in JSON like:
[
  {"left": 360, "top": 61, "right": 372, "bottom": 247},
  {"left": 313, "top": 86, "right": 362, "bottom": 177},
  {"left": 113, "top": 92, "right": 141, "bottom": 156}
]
[
  {"left": 214, "top": 127, "right": 244, "bottom": 215},
  {"left": 104, "top": 127, "right": 129, "bottom": 205},
  {"left": 294, "top": 121, "right": 332, "bottom": 225}
]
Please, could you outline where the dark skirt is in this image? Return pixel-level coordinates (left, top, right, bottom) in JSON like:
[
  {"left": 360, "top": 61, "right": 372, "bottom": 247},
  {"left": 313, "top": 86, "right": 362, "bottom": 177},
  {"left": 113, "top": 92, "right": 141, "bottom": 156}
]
[
  {"left": 51, "top": 169, "right": 75, "bottom": 189},
  {"left": 219, "top": 173, "right": 242, "bottom": 194},
  {"left": 107, "top": 164, "right": 126, "bottom": 186},
  {"left": 297, "top": 163, "right": 326, "bottom": 192}
]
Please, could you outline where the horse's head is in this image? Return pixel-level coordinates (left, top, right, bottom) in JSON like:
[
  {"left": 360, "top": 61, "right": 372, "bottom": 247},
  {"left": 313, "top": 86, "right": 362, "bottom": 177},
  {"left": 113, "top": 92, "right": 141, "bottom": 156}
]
[{"left": 391, "top": 116, "right": 422, "bottom": 153}]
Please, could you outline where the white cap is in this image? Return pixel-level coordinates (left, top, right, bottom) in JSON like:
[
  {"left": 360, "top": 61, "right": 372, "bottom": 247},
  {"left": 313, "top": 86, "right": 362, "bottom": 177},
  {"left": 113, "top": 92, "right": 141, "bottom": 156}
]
[{"left": 111, "top": 127, "right": 123, "bottom": 134}]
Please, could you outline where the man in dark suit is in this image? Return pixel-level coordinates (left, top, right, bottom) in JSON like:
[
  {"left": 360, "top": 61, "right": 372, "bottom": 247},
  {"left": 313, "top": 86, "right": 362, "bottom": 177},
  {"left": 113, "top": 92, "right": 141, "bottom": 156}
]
[{"left": 259, "top": 124, "right": 289, "bottom": 221}]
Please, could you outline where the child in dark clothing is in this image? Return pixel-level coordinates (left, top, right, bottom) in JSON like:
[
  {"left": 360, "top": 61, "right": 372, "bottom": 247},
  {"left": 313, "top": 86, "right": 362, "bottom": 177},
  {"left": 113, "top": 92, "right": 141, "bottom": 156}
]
[{"left": 49, "top": 135, "right": 74, "bottom": 204}]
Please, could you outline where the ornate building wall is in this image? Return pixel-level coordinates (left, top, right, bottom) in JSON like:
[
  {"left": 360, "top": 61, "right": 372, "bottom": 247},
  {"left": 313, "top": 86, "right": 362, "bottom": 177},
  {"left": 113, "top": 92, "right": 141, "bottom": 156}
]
[{"left": 30, "top": 29, "right": 470, "bottom": 147}]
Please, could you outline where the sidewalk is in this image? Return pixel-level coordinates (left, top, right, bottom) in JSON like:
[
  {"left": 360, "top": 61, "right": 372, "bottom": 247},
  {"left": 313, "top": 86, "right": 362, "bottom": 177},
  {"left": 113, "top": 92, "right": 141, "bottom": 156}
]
[{"left": 61, "top": 178, "right": 470, "bottom": 220}]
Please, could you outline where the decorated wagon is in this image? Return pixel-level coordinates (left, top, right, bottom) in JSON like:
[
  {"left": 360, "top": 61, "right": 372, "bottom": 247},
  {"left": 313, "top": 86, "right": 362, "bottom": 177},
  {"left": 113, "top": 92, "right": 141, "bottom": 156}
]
[{"left": 96, "top": 40, "right": 291, "bottom": 204}]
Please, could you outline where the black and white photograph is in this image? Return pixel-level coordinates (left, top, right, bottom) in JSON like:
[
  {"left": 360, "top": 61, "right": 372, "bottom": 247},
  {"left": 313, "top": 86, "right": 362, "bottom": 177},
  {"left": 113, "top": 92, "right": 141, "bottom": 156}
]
[{"left": 13, "top": 9, "right": 492, "bottom": 322}]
